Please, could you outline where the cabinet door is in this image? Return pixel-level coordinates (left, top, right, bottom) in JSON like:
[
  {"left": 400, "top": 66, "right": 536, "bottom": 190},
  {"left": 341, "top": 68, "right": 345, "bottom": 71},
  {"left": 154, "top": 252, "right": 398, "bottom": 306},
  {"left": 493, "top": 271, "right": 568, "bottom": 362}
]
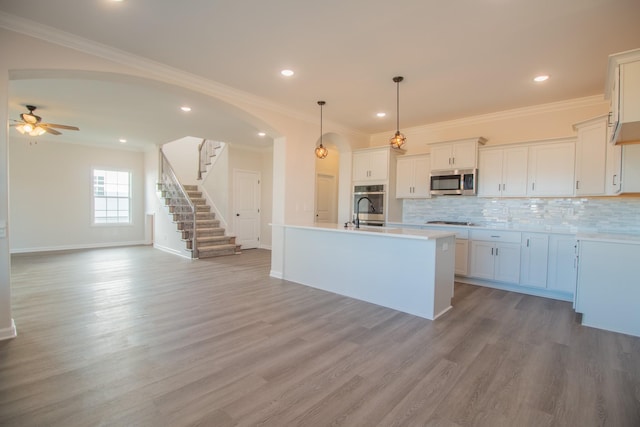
[
  {"left": 494, "top": 243, "right": 521, "bottom": 284},
  {"left": 431, "top": 144, "right": 454, "bottom": 171},
  {"left": 609, "top": 65, "right": 621, "bottom": 144},
  {"left": 477, "top": 149, "right": 503, "bottom": 197},
  {"left": 605, "top": 141, "right": 622, "bottom": 194},
  {"left": 620, "top": 60, "right": 640, "bottom": 123},
  {"left": 469, "top": 241, "right": 495, "bottom": 280},
  {"left": 547, "top": 235, "right": 577, "bottom": 294},
  {"left": 451, "top": 139, "right": 477, "bottom": 169},
  {"left": 575, "top": 119, "right": 606, "bottom": 196},
  {"left": 528, "top": 142, "right": 575, "bottom": 197},
  {"left": 368, "top": 149, "right": 389, "bottom": 181},
  {"left": 353, "top": 152, "right": 370, "bottom": 181},
  {"left": 520, "top": 233, "right": 549, "bottom": 288},
  {"left": 395, "top": 157, "right": 414, "bottom": 198},
  {"left": 502, "top": 147, "right": 529, "bottom": 197},
  {"left": 455, "top": 239, "right": 469, "bottom": 276},
  {"left": 413, "top": 156, "right": 431, "bottom": 198}
]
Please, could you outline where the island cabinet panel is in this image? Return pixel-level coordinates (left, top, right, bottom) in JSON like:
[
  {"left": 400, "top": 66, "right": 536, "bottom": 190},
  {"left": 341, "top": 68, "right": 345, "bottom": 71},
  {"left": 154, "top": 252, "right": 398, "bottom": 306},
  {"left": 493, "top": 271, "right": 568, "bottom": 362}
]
[
  {"left": 520, "top": 233, "right": 549, "bottom": 288},
  {"left": 396, "top": 155, "right": 430, "bottom": 198},
  {"left": 455, "top": 239, "right": 469, "bottom": 276},
  {"left": 575, "top": 239, "right": 640, "bottom": 337},
  {"left": 527, "top": 141, "right": 576, "bottom": 197},
  {"left": 276, "top": 224, "right": 456, "bottom": 320}
]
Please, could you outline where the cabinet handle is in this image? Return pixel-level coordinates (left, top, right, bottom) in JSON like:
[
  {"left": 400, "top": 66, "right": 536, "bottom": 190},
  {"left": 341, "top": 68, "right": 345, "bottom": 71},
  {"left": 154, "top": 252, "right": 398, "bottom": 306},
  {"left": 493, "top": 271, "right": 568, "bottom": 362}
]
[
  {"left": 498, "top": 184, "right": 501, "bottom": 192},
  {"left": 491, "top": 248, "right": 494, "bottom": 256},
  {"left": 613, "top": 174, "right": 618, "bottom": 186},
  {"left": 502, "top": 183, "right": 505, "bottom": 191},
  {"left": 531, "top": 182, "right": 535, "bottom": 191},
  {"left": 526, "top": 238, "right": 530, "bottom": 247},
  {"left": 576, "top": 180, "right": 580, "bottom": 190},
  {"left": 496, "top": 247, "right": 499, "bottom": 256},
  {"left": 607, "top": 111, "right": 613, "bottom": 126}
]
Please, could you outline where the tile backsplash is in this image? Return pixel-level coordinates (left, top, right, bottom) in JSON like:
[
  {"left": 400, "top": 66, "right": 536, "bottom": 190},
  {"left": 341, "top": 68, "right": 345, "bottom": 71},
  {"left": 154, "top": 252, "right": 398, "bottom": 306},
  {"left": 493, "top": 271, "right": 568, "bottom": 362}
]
[{"left": 402, "top": 196, "right": 640, "bottom": 235}]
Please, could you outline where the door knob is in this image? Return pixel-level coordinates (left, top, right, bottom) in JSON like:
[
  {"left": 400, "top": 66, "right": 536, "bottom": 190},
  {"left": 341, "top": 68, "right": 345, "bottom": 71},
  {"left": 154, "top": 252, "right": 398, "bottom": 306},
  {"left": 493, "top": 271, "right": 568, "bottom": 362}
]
[{"left": 236, "top": 213, "right": 240, "bottom": 216}]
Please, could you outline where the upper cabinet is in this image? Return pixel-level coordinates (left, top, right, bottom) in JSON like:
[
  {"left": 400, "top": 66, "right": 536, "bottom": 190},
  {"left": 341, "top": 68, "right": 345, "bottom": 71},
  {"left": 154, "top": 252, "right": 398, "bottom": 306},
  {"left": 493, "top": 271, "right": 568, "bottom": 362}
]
[
  {"left": 396, "top": 155, "right": 431, "bottom": 198},
  {"left": 606, "top": 48, "right": 640, "bottom": 144},
  {"left": 573, "top": 116, "right": 607, "bottom": 196},
  {"left": 430, "top": 137, "right": 486, "bottom": 171},
  {"left": 527, "top": 140, "right": 576, "bottom": 197},
  {"left": 353, "top": 147, "right": 390, "bottom": 182},
  {"left": 478, "top": 146, "right": 528, "bottom": 197}
]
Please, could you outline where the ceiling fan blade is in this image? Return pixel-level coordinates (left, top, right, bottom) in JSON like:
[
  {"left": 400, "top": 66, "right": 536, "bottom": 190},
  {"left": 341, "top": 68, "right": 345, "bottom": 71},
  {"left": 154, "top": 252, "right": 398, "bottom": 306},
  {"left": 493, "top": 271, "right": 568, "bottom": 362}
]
[
  {"left": 42, "top": 127, "right": 61, "bottom": 135},
  {"left": 43, "top": 123, "right": 79, "bottom": 131}
]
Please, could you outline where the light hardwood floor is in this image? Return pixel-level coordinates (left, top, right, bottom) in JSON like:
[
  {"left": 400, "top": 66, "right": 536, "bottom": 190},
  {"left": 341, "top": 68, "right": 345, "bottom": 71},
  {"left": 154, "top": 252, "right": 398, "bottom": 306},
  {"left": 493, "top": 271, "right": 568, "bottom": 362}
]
[{"left": 1, "top": 246, "right": 639, "bottom": 426}]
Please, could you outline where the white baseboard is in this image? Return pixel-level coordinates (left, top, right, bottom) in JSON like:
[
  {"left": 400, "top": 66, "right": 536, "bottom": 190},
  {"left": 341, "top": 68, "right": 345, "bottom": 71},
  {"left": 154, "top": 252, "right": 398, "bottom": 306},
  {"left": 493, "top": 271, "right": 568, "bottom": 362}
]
[
  {"left": 10, "top": 240, "right": 149, "bottom": 254},
  {"left": 259, "top": 244, "right": 272, "bottom": 250},
  {"left": 153, "top": 243, "right": 193, "bottom": 259},
  {"left": 270, "top": 270, "right": 283, "bottom": 279},
  {"left": 0, "top": 319, "right": 17, "bottom": 341}
]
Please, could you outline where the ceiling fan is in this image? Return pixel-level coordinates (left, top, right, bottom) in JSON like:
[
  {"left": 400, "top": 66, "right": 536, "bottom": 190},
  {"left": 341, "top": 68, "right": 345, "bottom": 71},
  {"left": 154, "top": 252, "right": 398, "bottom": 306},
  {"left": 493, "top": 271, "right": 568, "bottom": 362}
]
[{"left": 10, "top": 105, "right": 79, "bottom": 136}]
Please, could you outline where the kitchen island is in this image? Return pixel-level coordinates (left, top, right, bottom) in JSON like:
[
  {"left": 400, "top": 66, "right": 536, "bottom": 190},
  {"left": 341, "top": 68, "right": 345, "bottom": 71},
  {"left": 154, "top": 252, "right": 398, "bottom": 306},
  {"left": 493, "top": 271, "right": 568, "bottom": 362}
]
[{"left": 271, "top": 223, "right": 456, "bottom": 320}]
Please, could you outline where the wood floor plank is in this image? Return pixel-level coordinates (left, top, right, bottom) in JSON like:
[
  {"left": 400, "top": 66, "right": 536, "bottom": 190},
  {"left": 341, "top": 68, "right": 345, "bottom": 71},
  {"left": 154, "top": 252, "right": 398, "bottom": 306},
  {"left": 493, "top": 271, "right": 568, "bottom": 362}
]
[{"left": 1, "top": 246, "right": 639, "bottom": 426}]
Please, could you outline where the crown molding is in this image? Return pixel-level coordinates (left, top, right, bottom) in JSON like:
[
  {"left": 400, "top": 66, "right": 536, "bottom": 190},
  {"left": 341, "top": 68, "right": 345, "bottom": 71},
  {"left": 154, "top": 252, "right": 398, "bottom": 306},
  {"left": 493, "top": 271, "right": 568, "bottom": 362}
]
[{"left": 0, "top": 12, "right": 365, "bottom": 139}]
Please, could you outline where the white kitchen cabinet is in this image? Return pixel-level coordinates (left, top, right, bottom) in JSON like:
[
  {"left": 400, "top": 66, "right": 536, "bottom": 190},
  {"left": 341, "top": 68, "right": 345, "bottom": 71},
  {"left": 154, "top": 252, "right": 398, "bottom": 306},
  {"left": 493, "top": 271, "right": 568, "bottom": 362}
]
[
  {"left": 547, "top": 234, "right": 577, "bottom": 295},
  {"left": 622, "top": 144, "right": 640, "bottom": 192},
  {"left": 605, "top": 140, "right": 622, "bottom": 194},
  {"left": 430, "top": 137, "right": 486, "bottom": 171},
  {"left": 573, "top": 116, "right": 607, "bottom": 196},
  {"left": 353, "top": 148, "right": 389, "bottom": 182},
  {"left": 396, "top": 155, "right": 430, "bottom": 198},
  {"left": 455, "top": 239, "right": 469, "bottom": 276},
  {"left": 606, "top": 49, "right": 640, "bottom": 144},
  {"left": 520, "top": 233, "right": 549, "bottom": 288},
  {"left": 527, "top": 140, "right": 576, "bottom": 197},
  {"left": 469, "top": 230, "right": 521, "bottom": 284},
  {"left": 477, "top": 146, "right": 528, "bottom": 197}
]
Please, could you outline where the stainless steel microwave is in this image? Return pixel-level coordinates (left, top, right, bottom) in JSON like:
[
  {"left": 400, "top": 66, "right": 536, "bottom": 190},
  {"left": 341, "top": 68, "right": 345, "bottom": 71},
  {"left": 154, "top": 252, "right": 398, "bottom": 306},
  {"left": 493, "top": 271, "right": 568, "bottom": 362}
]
[{"left": 430, "top": 169, "right": 477, "bottom": 196}]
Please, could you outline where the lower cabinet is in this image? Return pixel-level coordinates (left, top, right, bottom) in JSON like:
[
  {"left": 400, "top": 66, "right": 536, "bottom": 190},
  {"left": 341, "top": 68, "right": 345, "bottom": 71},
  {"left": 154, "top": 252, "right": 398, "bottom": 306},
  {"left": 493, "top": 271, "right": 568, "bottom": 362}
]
[
  {"left": 520, "top": 233, "right": 549, "bottom": 288},
  {"left": 547, "top": 234, "right": 577, "bottom": 294},
  {"left": 469, "top": 231, "right": 521, "bottom": 284},
  {"left": 455, "top": 239, "right": 469, "bottom": 276}
]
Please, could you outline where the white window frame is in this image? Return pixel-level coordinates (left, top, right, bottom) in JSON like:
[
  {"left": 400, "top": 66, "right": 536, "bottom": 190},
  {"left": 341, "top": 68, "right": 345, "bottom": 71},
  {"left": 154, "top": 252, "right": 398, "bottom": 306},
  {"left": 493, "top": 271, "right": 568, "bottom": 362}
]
[{"left": 92, "top": 168, "right": 132, "bottom": 225}]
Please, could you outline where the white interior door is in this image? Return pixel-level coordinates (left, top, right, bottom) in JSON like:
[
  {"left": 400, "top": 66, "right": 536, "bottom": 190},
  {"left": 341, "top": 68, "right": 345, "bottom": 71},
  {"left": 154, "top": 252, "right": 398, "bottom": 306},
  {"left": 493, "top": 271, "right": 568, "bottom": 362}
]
[
  {"left": 315, "top": 174, "right": 336, "bottom": 223},
  {"left": 233, "top": 169, "right": 261, "bottom": 249}
]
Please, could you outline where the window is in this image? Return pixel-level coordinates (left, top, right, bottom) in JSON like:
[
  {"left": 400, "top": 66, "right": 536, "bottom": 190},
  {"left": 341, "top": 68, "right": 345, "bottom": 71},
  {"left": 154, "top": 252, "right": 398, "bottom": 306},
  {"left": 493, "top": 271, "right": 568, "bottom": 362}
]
[{"left": 93, "top": 169, "right": 131, "bottom": 224}]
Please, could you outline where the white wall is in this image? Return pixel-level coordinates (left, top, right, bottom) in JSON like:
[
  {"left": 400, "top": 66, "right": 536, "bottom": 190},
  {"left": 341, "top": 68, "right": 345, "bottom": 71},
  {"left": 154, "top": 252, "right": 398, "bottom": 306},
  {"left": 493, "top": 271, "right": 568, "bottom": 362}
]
[
  {"left": 9, "top": 138, "right": 146, "bottom": 252},
  {"left": 369, "top": 97, "right": 609, "bottom": 153},
  {"left": 161, "top": 136, "right": 201, "bottom": 186}
]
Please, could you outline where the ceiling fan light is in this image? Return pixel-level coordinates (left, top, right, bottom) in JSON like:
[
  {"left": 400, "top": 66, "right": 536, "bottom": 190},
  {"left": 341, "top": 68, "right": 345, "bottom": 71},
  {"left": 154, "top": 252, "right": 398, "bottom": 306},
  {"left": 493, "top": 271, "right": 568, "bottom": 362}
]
[
  {"left": 15, "top": 124, "right": 26, "bottom": 134},
  {"left": 23, "top": 123, "right": 34, "bottom": 133},
  {"left": 31, "top": 126, "right": 46, "bottom": 136}
]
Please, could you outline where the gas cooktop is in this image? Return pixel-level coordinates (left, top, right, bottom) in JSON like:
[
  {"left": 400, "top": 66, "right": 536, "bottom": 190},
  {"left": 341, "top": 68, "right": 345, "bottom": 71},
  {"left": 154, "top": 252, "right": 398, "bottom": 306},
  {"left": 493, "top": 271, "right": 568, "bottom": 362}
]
[{"left": 425, "top": 220, "right": 476, "bottom": 226}]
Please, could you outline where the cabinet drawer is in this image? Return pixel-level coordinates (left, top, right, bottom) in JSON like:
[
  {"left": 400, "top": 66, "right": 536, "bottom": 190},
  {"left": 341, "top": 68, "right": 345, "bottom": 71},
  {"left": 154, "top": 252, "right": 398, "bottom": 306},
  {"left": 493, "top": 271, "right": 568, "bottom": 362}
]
[{"left": 469, "top": 229, "right": 521, "bottom": 243}]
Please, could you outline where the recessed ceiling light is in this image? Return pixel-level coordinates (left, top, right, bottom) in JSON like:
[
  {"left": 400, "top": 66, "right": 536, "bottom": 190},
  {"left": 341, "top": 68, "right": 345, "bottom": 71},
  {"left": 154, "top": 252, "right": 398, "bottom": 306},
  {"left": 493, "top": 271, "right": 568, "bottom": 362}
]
[
  {"left": 533, "top": 75, "right": 550, "bottom": 82},
  {"left": 280, "top": 69, "right": 294, "bottom": 77},
  {"left": 376, "top": 112, "right": 386, "bottom": 118},
  {"left": 180, "top": 106, "right": 192, "bottom": 112},
  {"left": 119, "top": 138, "right": 127, "bottom": 143},
  {"left": 258, "top": 132, "right": 266, "bottom": 137}
]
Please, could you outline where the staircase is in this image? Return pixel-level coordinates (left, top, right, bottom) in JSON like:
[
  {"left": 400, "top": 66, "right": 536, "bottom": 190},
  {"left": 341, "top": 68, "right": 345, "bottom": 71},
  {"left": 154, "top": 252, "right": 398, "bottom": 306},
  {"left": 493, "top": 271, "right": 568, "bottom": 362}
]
[{"left": 159, "top": 144, "right": 240, "bottom": 259}]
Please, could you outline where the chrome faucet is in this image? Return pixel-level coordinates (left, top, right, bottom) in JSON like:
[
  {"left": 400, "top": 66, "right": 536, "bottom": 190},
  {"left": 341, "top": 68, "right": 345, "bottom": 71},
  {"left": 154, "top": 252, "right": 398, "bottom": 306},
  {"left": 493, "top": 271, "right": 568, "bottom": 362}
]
[{"left": 355, "top": 196, "right": 375, "bottom": 229}]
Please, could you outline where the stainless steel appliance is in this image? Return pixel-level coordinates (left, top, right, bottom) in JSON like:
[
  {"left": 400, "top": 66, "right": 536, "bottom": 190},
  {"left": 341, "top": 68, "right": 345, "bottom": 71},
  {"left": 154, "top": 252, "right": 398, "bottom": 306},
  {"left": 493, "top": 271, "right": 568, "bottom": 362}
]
[
  {"left": 430, "top": 169, "right": 477, "bottom": 196},
  {"left": 353, "top": 184, "right": 385, "bottom": 226}
]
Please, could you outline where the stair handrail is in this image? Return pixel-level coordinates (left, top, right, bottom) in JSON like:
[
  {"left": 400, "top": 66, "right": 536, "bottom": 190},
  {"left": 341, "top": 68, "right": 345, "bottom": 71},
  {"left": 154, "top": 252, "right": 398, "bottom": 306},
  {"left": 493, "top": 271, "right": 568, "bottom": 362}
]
[
  {"left": 197, "top": 139, "right": 222, "bottom": 180},
  {"left": 159, "top": 148, "right": 198, "bottom": 257}
]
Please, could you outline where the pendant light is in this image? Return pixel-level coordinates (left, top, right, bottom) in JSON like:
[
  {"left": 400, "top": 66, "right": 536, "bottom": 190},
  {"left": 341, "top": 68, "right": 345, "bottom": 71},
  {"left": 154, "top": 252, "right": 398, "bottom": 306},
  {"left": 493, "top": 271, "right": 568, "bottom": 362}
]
[
  {"left": 315, "top": 100, "right": 328, "bottom": 159},
  {"left": 390, "top": 76, "right": 406, "bottom": 149}
]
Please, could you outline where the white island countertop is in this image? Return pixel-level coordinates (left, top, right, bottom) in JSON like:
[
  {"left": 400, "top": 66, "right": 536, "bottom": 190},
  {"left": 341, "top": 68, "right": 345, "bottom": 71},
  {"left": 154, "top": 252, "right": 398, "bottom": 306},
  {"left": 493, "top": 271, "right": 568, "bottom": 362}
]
[{"left": 279, "top": 222, "right": 456, "bottom": 240}]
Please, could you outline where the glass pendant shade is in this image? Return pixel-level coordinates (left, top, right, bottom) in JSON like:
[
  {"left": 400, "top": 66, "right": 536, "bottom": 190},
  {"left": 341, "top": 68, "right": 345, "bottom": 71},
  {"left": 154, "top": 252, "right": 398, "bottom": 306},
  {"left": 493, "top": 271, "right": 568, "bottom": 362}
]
[
  {"left": 315, "top": 100, "right": 329, "bottom": 159},
  {"left": 390, "top": 76, "right": 406, "bottom": 149}
]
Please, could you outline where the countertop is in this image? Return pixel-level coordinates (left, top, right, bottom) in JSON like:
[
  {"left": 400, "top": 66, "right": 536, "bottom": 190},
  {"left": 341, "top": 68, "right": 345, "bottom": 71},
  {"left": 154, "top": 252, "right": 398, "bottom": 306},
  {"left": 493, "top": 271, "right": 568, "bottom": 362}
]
[
  {"left": 388, "top": 222, "right": 640, "bottom": 245},
  {"left": 273, "top": 222, "right": 456, "bottom": 241}
]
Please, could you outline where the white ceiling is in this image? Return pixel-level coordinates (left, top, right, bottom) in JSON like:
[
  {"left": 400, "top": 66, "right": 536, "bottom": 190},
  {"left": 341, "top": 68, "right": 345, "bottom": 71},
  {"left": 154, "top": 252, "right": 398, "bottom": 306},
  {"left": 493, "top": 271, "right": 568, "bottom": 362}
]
[{"left": 2, "top": 0, "right": 640, "bottom": 150}]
